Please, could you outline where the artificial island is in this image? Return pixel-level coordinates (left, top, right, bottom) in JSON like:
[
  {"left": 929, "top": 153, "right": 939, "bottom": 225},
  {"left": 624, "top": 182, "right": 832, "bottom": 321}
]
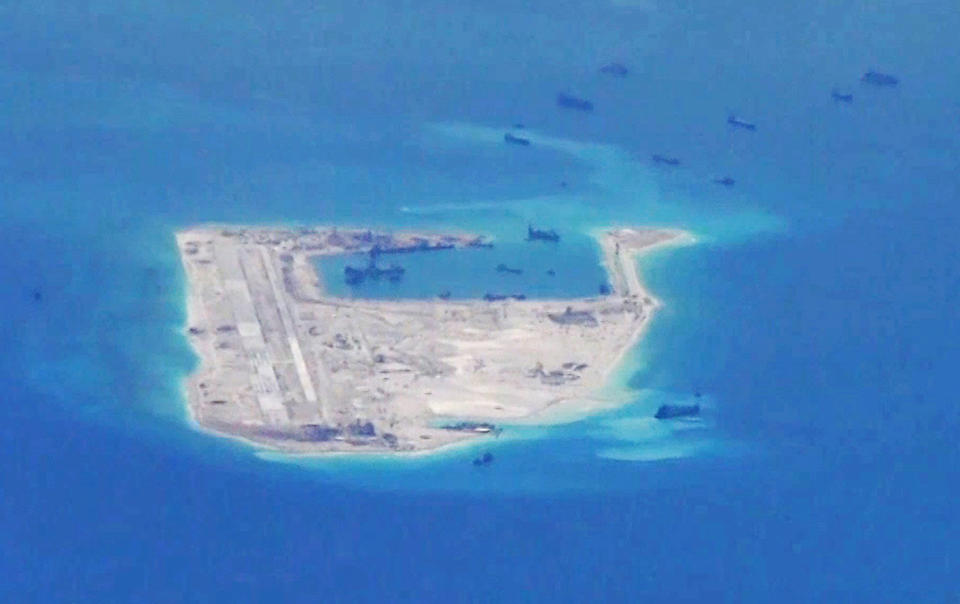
[{"left": 176, "top": 225, "right": 688, "bottom": 455}]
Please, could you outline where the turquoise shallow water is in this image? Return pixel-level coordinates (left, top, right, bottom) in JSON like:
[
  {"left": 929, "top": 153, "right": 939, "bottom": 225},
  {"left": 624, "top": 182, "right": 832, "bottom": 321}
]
[
  {"left": 317, "top": 229, "right": 609, "bottom": 300},
  {"left": 4, "top": 0, "right": 960, "bottom": 601}
]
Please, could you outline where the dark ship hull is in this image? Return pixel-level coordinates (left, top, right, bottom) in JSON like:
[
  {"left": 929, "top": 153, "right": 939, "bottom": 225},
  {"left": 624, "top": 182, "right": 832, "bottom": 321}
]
[
  {"left": 727, "top": 116, "right": 757, "bottom": 131},
  {"left": 526, "top": 225, "right": 560, "bottom": 242},
  {"left": 861, "top": 71, "right": 899, "bottom": 87},
  {"left": 504, "top": 133, "right": 531, "bottom": 146},
  {"left": 654, "top": 404, "right": 701, "bottom": 420},
  {"left": 557, "top": 93, "right": 594, "bottom": 112}
]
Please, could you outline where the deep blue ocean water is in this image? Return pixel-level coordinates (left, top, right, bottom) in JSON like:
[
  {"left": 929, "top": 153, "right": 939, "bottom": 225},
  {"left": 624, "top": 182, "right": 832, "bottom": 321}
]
[{"left": 3, "top": 1, "right": 960, "bottom": 601}]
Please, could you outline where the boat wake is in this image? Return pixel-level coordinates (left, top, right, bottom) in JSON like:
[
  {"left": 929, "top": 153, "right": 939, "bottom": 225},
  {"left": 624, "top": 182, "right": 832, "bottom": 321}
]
[
  {"left": 399, "top": 200, "right": 516, "bottom": 216},
  {"left": 589, "top": 390, "right": 724, "bottom": 462}
]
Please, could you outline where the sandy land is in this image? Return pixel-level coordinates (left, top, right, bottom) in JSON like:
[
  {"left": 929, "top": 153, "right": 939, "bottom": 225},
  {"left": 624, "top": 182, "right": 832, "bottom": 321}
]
[{"left": 176, "top": 225, "right": 690, "bottom": 454}]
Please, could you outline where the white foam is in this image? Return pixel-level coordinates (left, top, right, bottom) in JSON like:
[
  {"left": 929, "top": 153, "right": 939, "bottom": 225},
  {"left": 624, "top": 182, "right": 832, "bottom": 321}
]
[{"left": 598, "top": 441, "right": 711, "bottom": 462}]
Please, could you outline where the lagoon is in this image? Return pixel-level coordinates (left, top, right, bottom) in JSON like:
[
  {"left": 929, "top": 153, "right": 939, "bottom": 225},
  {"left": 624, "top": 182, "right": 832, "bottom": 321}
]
[{"left": 316, "top": 232, "right": 609, "bottom": 300}]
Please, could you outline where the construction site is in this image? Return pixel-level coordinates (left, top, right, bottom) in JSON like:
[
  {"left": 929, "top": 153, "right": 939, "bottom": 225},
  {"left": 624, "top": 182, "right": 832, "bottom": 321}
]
[{"left": 176, "top": 225, "right": 686, "bottom": 454}]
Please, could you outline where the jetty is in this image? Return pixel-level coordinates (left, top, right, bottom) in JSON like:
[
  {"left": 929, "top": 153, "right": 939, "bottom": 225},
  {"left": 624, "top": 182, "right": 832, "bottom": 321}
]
[{"left": 371, "top": 238, "right": 457, "bottom": 256}]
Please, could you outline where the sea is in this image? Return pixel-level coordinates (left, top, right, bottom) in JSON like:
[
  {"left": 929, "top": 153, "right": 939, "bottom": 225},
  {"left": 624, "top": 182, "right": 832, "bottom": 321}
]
[{"left": 2, "top": 1, "right": 959, "bottom": 601}]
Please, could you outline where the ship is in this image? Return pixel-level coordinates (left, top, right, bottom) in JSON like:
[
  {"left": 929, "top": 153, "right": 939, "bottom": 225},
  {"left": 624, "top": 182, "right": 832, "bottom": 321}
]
[
  {"left": 442, "top": 421, "right": 498, "bottom": 432},
  {"left": 652, "top": 154, "right": 681, "bottom": 166},
  {"left": 466, "top": 237, "right": 494, "bottom": 249},
  {"left": 504, "top": 133, "right": 531, "bottom": 146},
  {"left": 344, "top": 259, "right": 405, "bottom": 285},
  {"left": 713, "top": 176, "right": 736, "bottom": 187},
  {"left": 483, "top": 293, "right": 526, "bottom": 302},
  {"left": 526, "top": 224, "right": 560, "bottom": 242},
  {"left": 344, "top": 266, "right": 365, "bottom": 285},
  {"left": 727, "top": 115, "right": 757, "bottom": 131},
  {"left": 496, "top": 263, "right": 523, "bottom": 275},
  {"left": 599, "top": 62, "right": 628, "bottom": 77},
  {"left": 556, "top": 93, "right": 594, "bottom": 112},
  {"left": 472, "top": 452, "right": 495, "bottom": 466},
  {"left": 861, "top": 71, "right": 899, "bottom": 87},
  {"left": 831, "top": 90, "right": 854, "bottom": 103},
  {"left": 654, "top": 404, "right": 700, "bottom": 420},
  {"left": 371, "top": 239, "right": 455, "bottom": 256}
]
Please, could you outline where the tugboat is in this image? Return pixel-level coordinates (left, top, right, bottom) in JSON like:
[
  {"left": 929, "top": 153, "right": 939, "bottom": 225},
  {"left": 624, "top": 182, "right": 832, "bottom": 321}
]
[
  {"left": 504, "top": 133, "right": 531, "bottom": 146},
  {"left": 861, "top": 71, "right": 899, "bottom": 87},
  {"left": 526, "top": 224, "right": 560, "bottom": 243},
  {"left": 652, "top": 154, "right": 681, "bottom": 166},
  {"left": 727, "top": 115, "right": 757, "bottom": 131},
  {"left": 473, "top": 452, "right": 495, "bottom": 466},
  {"left": 556, "top": 93, "right": 594, "bottom": 112}
]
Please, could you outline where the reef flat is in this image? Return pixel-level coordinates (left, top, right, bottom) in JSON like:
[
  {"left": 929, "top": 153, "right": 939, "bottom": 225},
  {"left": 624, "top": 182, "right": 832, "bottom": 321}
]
[{"left": 176, "top": 225, "right": 687, "bottom": 454}]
